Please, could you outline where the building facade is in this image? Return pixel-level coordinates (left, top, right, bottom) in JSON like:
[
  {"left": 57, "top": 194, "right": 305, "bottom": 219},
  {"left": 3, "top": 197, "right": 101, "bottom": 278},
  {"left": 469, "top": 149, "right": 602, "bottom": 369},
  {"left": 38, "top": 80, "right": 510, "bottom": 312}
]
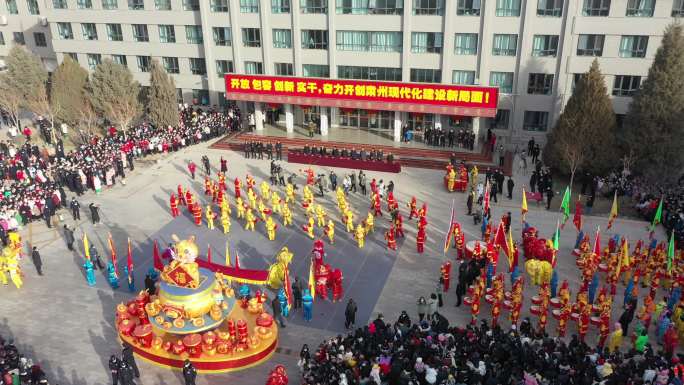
[{"left": 0, "top": 0, "right": 680, "bottom": 146}]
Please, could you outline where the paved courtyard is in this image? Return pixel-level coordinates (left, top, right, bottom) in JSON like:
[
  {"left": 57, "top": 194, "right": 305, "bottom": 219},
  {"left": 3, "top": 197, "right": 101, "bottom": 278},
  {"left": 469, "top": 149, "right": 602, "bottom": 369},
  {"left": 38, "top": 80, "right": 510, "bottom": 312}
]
[{"left": 0, "top": 137, "right": 665, "bottom": 385}]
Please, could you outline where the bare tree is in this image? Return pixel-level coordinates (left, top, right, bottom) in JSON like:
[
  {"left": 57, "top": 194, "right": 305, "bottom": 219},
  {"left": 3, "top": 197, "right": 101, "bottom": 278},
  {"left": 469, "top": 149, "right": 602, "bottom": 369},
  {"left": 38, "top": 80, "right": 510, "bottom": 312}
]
[
  {"left": 0, "top": 74, "right": 23, "bottom": 130},
  {"left": 77, "top": 99, "right": 99, "bottom": 144}
]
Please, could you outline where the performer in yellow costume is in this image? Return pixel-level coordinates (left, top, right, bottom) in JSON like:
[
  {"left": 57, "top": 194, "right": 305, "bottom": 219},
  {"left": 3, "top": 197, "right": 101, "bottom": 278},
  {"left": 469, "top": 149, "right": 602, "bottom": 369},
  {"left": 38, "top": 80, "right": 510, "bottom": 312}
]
[
  {"left": 265, "top": 216, "right": 277, "bottom": 241},
  {"left": 247, "top": 188, "right": 257, "bottom": 210},
  {"left": 236, "top": 196, "right": 245, "bottom": 219},
  {"left": 245, "top": 208, "right": 256, "bottom": 231},
  {"left": 365, "top": 212, "right": 374, "bottom": 233},
  {"left": 258, "top": 199, "right": 268, "bottom": 222},
  {"left": 221, "top": 198, "right": 231, "bottom": 217},
  {"left": 271, "top": 191, "right": 282, "bottom": 215},
  {"left": 345, "top": 210, "right": 354, "bottom": 232},
  {"left": 260, "top": 181, "right": 270, "bottom": 200},
  {"left": 355, "top": 224, "right": 366, "bottom": 248},
  {"left": 221, "top": 211, "right": 231, "bottom": 234},
  {"left": 305, "top": 216, "right": 315, "bottom": 239},
  {"left": 315, "top": 205, "right": 326, "bottom": 227},
  {"left": 325, "top": 220, "right": 335, "bottom": 244},
  {"left": 286, "top": 183, "right": 295, "bottom": 204},
  {"left": 282, "top": 203, "right": 293, "bottom": 226},
  {"left": 2, "top": 233, "right": 23, "bottom": 288},
  {"left": 206, "top": 205, "right": 216, "bottom": 230}
]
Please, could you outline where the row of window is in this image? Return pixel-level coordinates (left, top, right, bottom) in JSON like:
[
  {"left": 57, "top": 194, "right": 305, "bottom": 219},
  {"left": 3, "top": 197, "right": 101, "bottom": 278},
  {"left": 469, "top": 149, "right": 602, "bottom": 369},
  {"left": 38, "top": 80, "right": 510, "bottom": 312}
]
[
  {"left": 9, "top": 0, "right": 672, "bottom": 17},
  {"left": 0, "top": 31, "right": 48, "bottom": 46}
]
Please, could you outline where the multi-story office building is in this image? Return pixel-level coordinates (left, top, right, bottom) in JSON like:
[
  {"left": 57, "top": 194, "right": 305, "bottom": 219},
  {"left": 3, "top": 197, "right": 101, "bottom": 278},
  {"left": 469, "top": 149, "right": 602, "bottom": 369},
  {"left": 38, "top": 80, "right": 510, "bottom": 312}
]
[
  {"left": 0, "top": 0, "right": 680, "bottom": 146},
  {"left": 0, "top": 0, "right": 56, "bottom": 70}
]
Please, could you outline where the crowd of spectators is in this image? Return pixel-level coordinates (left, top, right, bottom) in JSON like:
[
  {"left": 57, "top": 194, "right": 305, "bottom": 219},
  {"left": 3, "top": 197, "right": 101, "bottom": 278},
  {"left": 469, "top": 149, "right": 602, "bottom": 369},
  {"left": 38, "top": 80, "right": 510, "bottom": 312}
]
[
  {"left": 0, "top": 335, "right": 48, "bottom": 385},
  {"left": 300, "top": 145, "right": 395, "bottom": 164},
  {"left": 0, "top": 104, "right": 241, "bottom": 237},
  {"left": 300, "top": 312, "right": 682, "bottom": 385}
]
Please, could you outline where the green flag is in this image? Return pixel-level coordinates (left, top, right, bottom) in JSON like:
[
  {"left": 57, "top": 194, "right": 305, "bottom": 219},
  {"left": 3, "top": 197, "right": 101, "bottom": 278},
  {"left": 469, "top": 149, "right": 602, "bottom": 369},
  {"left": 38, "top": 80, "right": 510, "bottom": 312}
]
[
  {"left": 560, "top": 186, "right": 571, "bottom": 223},
  {"left": 553, "top": 221, "right": 560, "bottom": 250},
  {"left": 651, "top": 198, "right": 663, "bottom": 230},
  {"left": 668, "top": 231, "right": 675, "bottom": 273}
]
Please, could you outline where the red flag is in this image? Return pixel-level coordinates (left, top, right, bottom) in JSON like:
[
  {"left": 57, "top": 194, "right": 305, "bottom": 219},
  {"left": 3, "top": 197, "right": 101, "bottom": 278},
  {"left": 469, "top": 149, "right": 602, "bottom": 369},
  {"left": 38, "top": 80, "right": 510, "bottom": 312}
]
[
  {"left": 592, "top": 227, "right": 601, "bottom": 256},
  {"left": 127, "top": 238, "right": 133, "bottom": 284},
  {"left": 108, "top": 233, "right": 118, "bottom": 277},
  {"left": 207, "top": 244, "right": 212, "bottom": 264},
  {"left": 494, "top": 221, "right": 510, "bottom": 258},
  {"left": 153, "top": 239, "right": 163, "bottom": 271},
  {"left": 443, "top": 199, "right": 456, "bottom": 253},
  {"left": 483, "top": 181, "right": 490, "bottom": 214},
  {"left": 573, "top": 200, "right": 583, "bottom": 232},
  {"left": 283, "top": 265, "right": 293, "bottom": 310},
  {"left": 234, "top": 251, "right": 240, "bottom": 269}
]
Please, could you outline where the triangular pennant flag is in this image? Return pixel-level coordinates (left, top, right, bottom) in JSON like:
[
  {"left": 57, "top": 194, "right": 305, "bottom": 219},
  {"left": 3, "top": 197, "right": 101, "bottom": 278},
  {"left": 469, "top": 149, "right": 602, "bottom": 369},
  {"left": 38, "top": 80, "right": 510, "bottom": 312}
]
[
  {"left": 607, "top": 192, "right": 618, "bottom": 229},
  {"left": 494, "top": 221, "right": 509, "bottom": 257},
  {"left": 573, "top": 199, "right": 583, "bottom": 232},
  {"left": 668, "top": 231, "right": 675, "bottom": 273},
  {"left": 592, "top": 227, "right": 601, "bottom": 256},
  {"left": 551, "top": 220, "right": 560, "bottom": 267},
  {"left": 560, "top": 187, "right": 571, "bottom": 225},
  {"left": 108, "top": 233, "right": 118, "bottom": 277},
  {"left": 521, "top": 187, "right": 528, "bottom": 219},
  {"left": 83, "top": 233, "right": 91, "bottom": 260},
  {"left": 443, "top": 199, "right": 456, "bottom": 253},
  {"left": 127, "top": 238, "right": 133, "bottom": 284},
  {"left": 616, "top": 238, "right": 628, "bottom": 281},
  {"left": 283, "top": 265, "right": 293, "bottom": 310},
  {"left": 483, "top": 180, "right": 490, "bottom": 214},
  {"left": 207, "top": 244, "right": 212, "bottom": 264},
  {"left": 235, "top": 251, "right": 240, "bottom": 269},
  {"left": 153, "top": 239, "right": 163, "bottom": 271},
  {"left": 225, "top": 241, "right": 231, "bottom": 267},
  {"left": 308, "top": 260, "right": 316, "bottom": 301},
  {"left": 507, "top": 227, "right": 515, "bottom": 272},
  {"left": 650, "top": 197, "right": 663, "bottom": 237}
]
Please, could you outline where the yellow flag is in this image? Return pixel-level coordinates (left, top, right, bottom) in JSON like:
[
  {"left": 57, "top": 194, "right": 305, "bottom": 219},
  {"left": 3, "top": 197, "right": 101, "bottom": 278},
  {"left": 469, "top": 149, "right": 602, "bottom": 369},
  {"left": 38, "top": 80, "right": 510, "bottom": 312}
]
[
  {"left": 615, "top": 239, "right": 628, "bottom": 281},
  {"left": 507, "top": 227, "right": 515, "bottom": 271},
  {"left": 308, "top": 261, "right": 316, "bottom": 301},
  {"left": 225, "top": 241, "right": 231, "bottom": 267},
  {"left": 83, "top": 233, "right": 90, "bottom": 260},
  {"left": 607, "top": 192, "right": 618, "bottom": 229},
  {"left": 521, "top": 188, "right": 528, "bottom": 217}
]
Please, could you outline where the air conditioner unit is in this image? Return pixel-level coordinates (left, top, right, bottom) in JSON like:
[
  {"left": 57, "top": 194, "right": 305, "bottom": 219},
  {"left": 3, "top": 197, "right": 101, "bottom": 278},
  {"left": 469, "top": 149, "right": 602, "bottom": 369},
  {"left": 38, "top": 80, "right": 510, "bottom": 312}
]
[
  {"left": 40, "top": 17, "right": 48, "bottom": 27},
  {"left": 0, "top": 15, "right": 8, "bottom": 26}
]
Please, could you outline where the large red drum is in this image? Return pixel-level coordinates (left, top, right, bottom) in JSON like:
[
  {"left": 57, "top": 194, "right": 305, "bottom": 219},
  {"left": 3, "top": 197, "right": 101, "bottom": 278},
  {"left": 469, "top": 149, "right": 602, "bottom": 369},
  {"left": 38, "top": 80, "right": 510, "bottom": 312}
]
[
  {"left": 598, "top": 263, "right": 608, "bottom": 272},
  {"left": 590, "top": 316, "right": 601, "bottom": 326},
  {"left": 463, "top": 296, "right": 474, "bottom": 306},
  {"left": 531, "top": 295, "right": 542, "bottom": 305},
  {"left": 485, "top": 294, "right": 494, "bottom": 305},
  {"left": 504, "top": 291, "right": 512, "bottom": 301},
  {"left": 530, "top": 305, "right": 541, "bottom": 316},
  {"left": 503, "top": 300, "right": 513, "bottom": 310},
  {"left": 571, "top": 312, "right": 580, "bottom": 322},
  {"left": 550, "top": 298, "right": 561, "bottom": 308},
  {"left": 552, "top": 309, "right": 562, "bottom": 320}
]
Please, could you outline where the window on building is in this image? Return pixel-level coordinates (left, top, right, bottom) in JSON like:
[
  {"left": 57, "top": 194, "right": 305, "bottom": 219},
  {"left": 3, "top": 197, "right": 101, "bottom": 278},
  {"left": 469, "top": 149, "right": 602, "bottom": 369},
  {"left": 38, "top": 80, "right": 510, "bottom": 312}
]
[
  {"left": 619, "top": 35, "right": 648, "bottom": 58},
  {"left": 489, "top": 72, "right": 513, "bottom": 93},
  {"left": 523, "top": 111, "right": 548, "bottom": 131},
  {"left": 53, "top": 0, "right": 67, "bottom": 8},
  {"left": 65, "top": 52, "right": 78, "bottom": 62},
  {"left": 537, "top": 0, "right": 562, "bottom": 16},
  {"left": 87, "top": 53, "right": 101, "bottom": 70},
  {"left": 159, "top": 25, "right": 176, "bottom": 43},
  {"left": 413, "top": 0, "right": 443, "bottom": 15},
  {"left": 6, "top": 0, "right": 18, "bottom": 13},
  {"left": 213, "top": 27, "right": 231, "bottom": 46},
  {"left": 137, "top": 55, "right": 151, "bottom": 72},
  {"left": 239, "top": 0, "right": 258, "bottom": 12},
  {"left": 244, "top": 61, "right": 264, "bottom": 74},
  {"left": 57, "top": 23, "right": 74, "bottom": 40},
  {"left": 492, "top": 34, "right": 517, "bottom": 56},
  {"left": 0, "top": 32, "right": 5, "bottom": 45},
  {"left": 673, "top": 0, "right": 684, "bottom": 16},
  {"left": 527, "top": 73, "right": 554, "bottom": 95},
  {"left": 612, "top": 75, "right": 641, "bottom": 96},
  {"left": 406, "top": 113, "right": 433, "bottom": 130},
  {"left": 216, "top": 60, "right": 234, "bottom": 76},
  {"left": 189, "top": 58, "right": 206, "bottom": 75},
  {"left": 242, "top": 28, "right": 261, "bottom": 47},
  {"left": 163, "top": 57, "right": 179, "bottom": 73},
  {"left": 132, "top": 24, "right": 149, "bottom": 42},
  {"left": 338, "top": 65, "right": 402, "bottom": 81},
  {"left": 155, "top": 0, "right": 171, "bottom": 10},
  {"left": 531, "top": 35, "right": 559, "bottom": 57},
  {"left": 272, "top": 0, "right": 290, "bottom": 12},
  {"left": 336, "top": 0, "right": 403, "bottom": 14},
  {"left": 218, "top": 92, "right": 229, "bottom": 106},
  {"left": 112, "top": 54, "right": 127, "bottom": 66},
  {"left": 488, "top": 109, "right": 510, "bottom": 129},
  {"left": 410, "top": 68, "right": 441, "bottom": 83},
  {"left": 128, "top": 0, "right": 143, "bottom": 9},
  {"left": 275, "top": 63, "right": 294, "bottom": 75},
  {"left": 496, "top": 0, "right": 520, "bottom": 16},
  {"left": 27, "top": 0, "right": 39, "bottom": 13},
  {"left": 626, "top": 0, "right": 654, "bottom": 16},
  {"left": 572, "top": 73, "right": 584, "bottom": 91},
  {"left": 106, "top": 24, "right": 122, "bottom": 41},
  {"left": 454, "top": 33, "right": 477, "bottom": 55},
  {"left": 81, "top": 23, "right": 98, "bottom": 40},
  {"left": 77, "top": 0, "right": 92, "bottom": 8},
  {"left": 577, "top": 34, "right": 604, "bottom": 56},
  {"left": 411, "top": 32, "right": 442, "bottom": 53},
  {"left": 192, "top": 89, "right": 209, "bottom": 105},
  {"left": 582, "top": 0, "right": 610, "bottom": 16},
  {"left": 457, "top": 0, "right": 480, "bottom": 15},
  {"left": 452, "top": 70, "right": 475, "bottom": 85},
  {"left": 301, "top": 0, "right": 327, "bottom": 13},
  {"left": 13, "top": 32, "right": 24, "bottom": 45},
  {"left": 273, "top": 29, "right": 292, "bottom": 48},
  {"left": 210, "top": 0, "right": 228, "bottom": 11},
  {"left": 33, "top": 32, "right": 47, "bottom": 47},
  {"left": 303, "top": 64, "right": 329, "bottom": 77},
  {"left": 185, "top": 25, "right": 203, "bottom": 44},
  {"left": 336, "top": 31, "right": 402, "bottom": 52},
  {"left": 301, "top": 29, "right": 328, "bottom": 49},
  {"left": 338, "top": 109, "right": 393, "bottom": 129},
  {"left": 183, "top": 0, "right": 199, "bottom": 10},
  {"left": 177, "top": 89, "right": 184, "bottom": 103},
  {"left": 102, "top": 0, "right": 117, "bottom": 9}
]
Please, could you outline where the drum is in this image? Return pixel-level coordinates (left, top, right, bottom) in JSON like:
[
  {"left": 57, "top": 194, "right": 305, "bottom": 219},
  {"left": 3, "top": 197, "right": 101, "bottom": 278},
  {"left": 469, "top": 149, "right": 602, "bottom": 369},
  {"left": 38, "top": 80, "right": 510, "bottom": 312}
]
[
  {"left": 485, "top": 294, "right": 494, "bottom": 304},
  {"left": 503, "top": 300, "right": 513, "bottom": 310},
  {"left": 530, "top": 305, "right": 541, "bottom": 316},
  {"left": 552, "top": 309, "right": 562, "bottom": 320},
  {"left": 486, "top": 287, "right": 493, "bottom": 296},
  {"left": 592, "top": 304, "right": 601, "bottom": 313},
  {"left": 572, "top": 248, "right": 581, "bottom": 257},
  {"left": 531, "top": 295, "right": 542, "bottom": 305},
  {"left": 550, "top": 298, "right": 561, "bottom": 308},
  {"left": 463, "top": 296, "right": 473, "bottom": 306},
  {"left": 590, "top": 316, "right": 601, "bottom": 326},
  {"left": 570, "top": 312, "right": 580, "bottom": 322},
  {"left": 465, "top": 240, "right": 487, "bottom": 259},
  {"left": 504, "top": 291, "right": 512, "bottom": 301},
  {"left": 598, "top": 263, "right": 608, "bottom": 272}
]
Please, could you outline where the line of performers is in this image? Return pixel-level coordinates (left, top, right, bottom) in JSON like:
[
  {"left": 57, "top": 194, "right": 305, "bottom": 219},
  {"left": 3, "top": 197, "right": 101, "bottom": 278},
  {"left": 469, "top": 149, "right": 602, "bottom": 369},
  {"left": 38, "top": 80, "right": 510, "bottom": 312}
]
[{"left": 168, "top": 170, "right": 430, "bottom": 253}]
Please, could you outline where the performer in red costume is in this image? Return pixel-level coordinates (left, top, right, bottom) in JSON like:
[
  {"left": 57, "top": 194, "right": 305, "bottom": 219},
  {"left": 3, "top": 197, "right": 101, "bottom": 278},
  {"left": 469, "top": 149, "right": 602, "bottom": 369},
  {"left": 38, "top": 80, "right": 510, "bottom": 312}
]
[
  {"left": 441, "top": 261, "right": 451, "bottom": 292},
  {"left": 177, "top": 184, "right": 185, "bottom": 206},
  {"left": 265, "top": 365, "right": 288, "bottom": 385},
  {"left": 597, "top": 307, "right": 611, "bottom": 349},
  {"left": 218, "top": 172, "right": 226, "bottom": 191},
  {"left": 373, "top": 193, "right": 382, "bottom": 217},
  {"left": 331, "top": 268, "right": 343, "bottom": 302},
  {"left": 394, "top": 212, "right": 405, "bottom": 238},
  {"left": 234, "top": 177, "right": 242, "bottom": 199},
  {"left": 407, "top": 196, "right": 419, "bottom": 220},
  {"left": 204, "top": 177, "right": 212, "bottom": 195},
  {"left": 315, "top": 263, "right": 331, "bottom": 300},
  {"left": 386, "top": 191, "right": 398, "bottom": 212},
  {"left": 192, "top": 204, "right": 202, "bottom": 226},
  {"left": 417, "top": 227, "right": 426, "bottom": 253},
  {"left": 185, "top": 190, "right": 194, "bottom": 212},
  {"left": 385, "top": 226, "right": 397, "bottom": 250},
  {"left": 169, "top": 193, "right": 179, "bottom": 217}
]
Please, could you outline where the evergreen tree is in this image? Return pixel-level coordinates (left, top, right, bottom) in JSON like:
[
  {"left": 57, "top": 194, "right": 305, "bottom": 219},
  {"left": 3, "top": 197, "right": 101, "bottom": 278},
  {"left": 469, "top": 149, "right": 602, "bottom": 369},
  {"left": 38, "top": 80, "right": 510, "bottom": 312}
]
[
  {"left": 147, "top": 60, "right": 177, "bottom": 129},
  {"left": 544, "top": 59, "right": 617, "bottom": 185},
  {"left": 51, "top": 56, "right": 89, "bottom": 128},
  {"left": 621, "top": 24, "right": 684, "bottom": 182},
  {"left": 88, "top": 59, "right": 141, "bottom": 132}
]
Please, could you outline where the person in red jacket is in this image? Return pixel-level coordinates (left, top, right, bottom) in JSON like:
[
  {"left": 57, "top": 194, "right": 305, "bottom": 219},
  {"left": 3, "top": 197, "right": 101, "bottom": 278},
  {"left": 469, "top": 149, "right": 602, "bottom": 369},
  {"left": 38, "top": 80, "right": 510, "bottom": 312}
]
[
  {"left": 331, "top": 269, "right": 343, "bottom": 302},
  {"left": 169, "top": 193, "right": 179, "bottom": 217},
  {"left": 394, "top": 212, "right": 405, "bottom": 238},
  {"left": 417, "top": 227, "right": 426, "bottom": 253},
  {"left": 234, "top": 177, "right": 242, "bottom": 199},
  {"left": 177, "top": 184, "right": 186, "bottom": 205},
  {"left": 385, "top": 227, "right": 397, "bottom": 251},
  {"left": 188, "top": 161, "right": 197, "bottom": 179}
]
